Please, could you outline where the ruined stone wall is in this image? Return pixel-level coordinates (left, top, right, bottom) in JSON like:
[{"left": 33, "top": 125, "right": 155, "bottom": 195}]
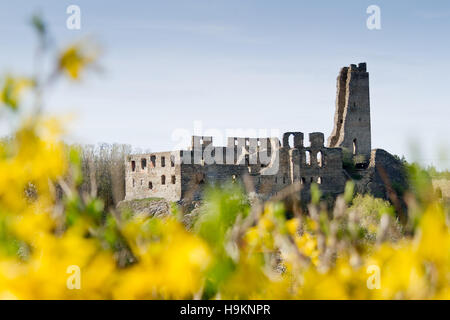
[
  {"left": 124, "top": 132, "right": 347, "bottom": 203},
  {"left": 180, "top": 163, "right": 249, "bottom": 200},
  {"left": 176, "top": 133, "right": 346, "bottom": 202},
  {"left": 125, "top": 151, "right": 182, "bottom": 202},
  {"left": 124, "top": 63, "right": 376, "bottom": 203},
  {"left": 328, "top": 63, "right": 371, "bottom": 158},
  {"left": 179, "top": 136, "right": 284, "bottom": 200},
  {"left": 283, "top": 132, "right": 347, "bottom": 201}
]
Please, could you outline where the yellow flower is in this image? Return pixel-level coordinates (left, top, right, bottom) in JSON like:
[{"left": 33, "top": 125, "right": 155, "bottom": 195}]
[
  {"left": 294, "top": 232, "right": 319, "bottom": 266},
  {"left": 58, "top": 41, "right": 99, "bottom": 80},
  {"left": 286, "top": 218, "right": 299, "bottom": 235},
  {"left": 417, "top": 203, "right": 450, "bottom": 263},
  {"left": 114, "top": 217, "right": 211, "bottom": 299},
  {"left": 0, "top": 75, "right": 34, "bottom": 110}
]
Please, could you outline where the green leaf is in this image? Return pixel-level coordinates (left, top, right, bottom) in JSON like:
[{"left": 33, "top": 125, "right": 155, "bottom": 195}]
[
  {"left": 31, "top": 13, "right": 46, "bottom": 37},
  {"left": 344, "top": 181, "right": 355, "bottom": 203},
  {"left": 311, "top": 183, "right": 321, "bottom": 205}
]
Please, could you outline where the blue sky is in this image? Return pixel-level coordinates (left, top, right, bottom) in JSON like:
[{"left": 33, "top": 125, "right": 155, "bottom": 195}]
[{"left": 0, "top": 0, "right": 449, "bottom": 169}]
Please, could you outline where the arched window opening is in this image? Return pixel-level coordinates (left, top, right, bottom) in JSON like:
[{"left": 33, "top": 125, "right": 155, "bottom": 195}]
[
  {"left": 305, "top": 151, "right": 311, "bottom": 166},
  {"left": 131, "top": 161, "right": 136, "bottom": 172},
  {"left": 161, "top": 156, "right": 166, "bottom": 167},
  {"left": 196, "top": 173, "right": 205, "bottom": 184},
  {"left": 161, "top": 175, "right": 166, "bottom": 185},
  {"left": 353, "top": 139, "right": 357, "bottom": 155},
  {"left": 317, "top": 151, "right": 323, "bottom": 167},
  {"left": 148, "top": 181, "right": 153, "bottom": 189},
  {"left": 150, "top": 155, "right": 156, "bottom": 167},
  {"left": 141, "top": 158, "right": 146, "bottom": 170},
  {"left": 288, "top": 134, "right": 294, "bottom": 148},
  {"left": 171, "top": 175, "right": 176, "bottom": 184}
]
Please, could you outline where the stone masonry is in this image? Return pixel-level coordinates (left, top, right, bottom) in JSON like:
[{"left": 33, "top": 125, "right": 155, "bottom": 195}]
[
  {"left": 124, "top": 63, "right": 407, "bottom": 203},
  {"left": 328, "top": 63, "right": 371, "bottom": 158}
]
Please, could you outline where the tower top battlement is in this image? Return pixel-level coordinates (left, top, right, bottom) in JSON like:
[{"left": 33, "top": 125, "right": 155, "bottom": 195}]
[{"left": 348, "top": 62, "right": 367, "bottom": 72}]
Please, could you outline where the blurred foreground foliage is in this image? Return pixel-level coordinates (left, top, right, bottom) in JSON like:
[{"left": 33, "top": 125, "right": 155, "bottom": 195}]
[{"left": 0, "top": 16, "right": 449, "bottom": 299}]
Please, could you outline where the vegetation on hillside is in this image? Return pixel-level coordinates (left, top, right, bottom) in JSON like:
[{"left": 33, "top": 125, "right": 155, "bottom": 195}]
[{"left": 76, "top": 143, "right": 131, "bottom": 209}]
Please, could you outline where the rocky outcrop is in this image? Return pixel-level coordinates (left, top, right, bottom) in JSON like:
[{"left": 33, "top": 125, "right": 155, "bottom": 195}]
[
  {"left": 117, "top": 198, "right": 170, "bottom": 217},
  {"left": 356, "top": 149, "right": 408, "bottom": 200},
  {"left": 116, "top": 198, "right": 203, "bottom": 229}
]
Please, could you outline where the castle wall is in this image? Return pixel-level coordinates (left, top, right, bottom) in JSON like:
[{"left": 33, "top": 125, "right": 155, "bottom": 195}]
[
  {"left": 123, "top": 62, "right": 373, "bottom": 204},
  {"left": 283, "top": 132, "right": 347, "bottom": 201},
  {"left": 328, "top": 63, "right": 371, "bottom": 158},
  {"left": 179, "top": 163, "right": 249, "bottom": 200},
  {"left": 176, "top": 133, "right": 346, "bottom": 202},
  {"left": 179, "top": 136, "right": 284, "bottom": 199},
  {"left": 125, "top": 151, "right": 182, "bottom": 201},
  {"left": 124, "top": 132, "right": 347, "bottom": 203}
]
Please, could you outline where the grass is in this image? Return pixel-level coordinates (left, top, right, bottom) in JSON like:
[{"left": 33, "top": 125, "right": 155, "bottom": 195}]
[{"left": 432, "top": 178, "right": 450, "bottom": 201}]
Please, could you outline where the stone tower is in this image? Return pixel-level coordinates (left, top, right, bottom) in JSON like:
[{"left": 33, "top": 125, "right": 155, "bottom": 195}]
[{"left": 327, "top": 63, "right": 371, "bottom": 157}]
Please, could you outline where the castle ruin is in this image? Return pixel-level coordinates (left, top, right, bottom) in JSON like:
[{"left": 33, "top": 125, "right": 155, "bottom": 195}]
[{"left": 124, "top": 63, "right": 407, "bottom": 203}]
